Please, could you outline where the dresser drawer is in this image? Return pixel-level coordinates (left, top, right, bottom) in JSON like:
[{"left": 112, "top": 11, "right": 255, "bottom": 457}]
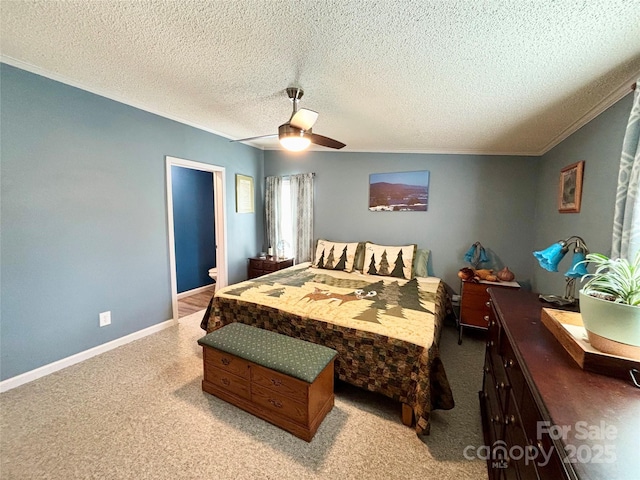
[
  {"left": 204, "top": 364, "right": 251, "bottom": 400},
  {"left": 504, "top": 390, "right": 539, "bottom": 480},
  {"left": 251, "top": 364, "right": 308, "bottom": 403},
  {"left": 501, "top": 339, "right": 525, "bottom": 404},
  {"left": 204, "top": 348, "right": 251, "bottom": 380},
  {"left": 482, "top": 355, "right": 505, "bottom": 442},
  {"left": 251, "top": 383, "right": 308, "bottom": 424}
]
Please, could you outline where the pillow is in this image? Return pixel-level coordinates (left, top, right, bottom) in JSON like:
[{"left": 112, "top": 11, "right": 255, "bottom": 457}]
[
  {"left": 412, "top": 248, "right": 431, "bottom": 277},
  {"left": 363, "top": 242, "right": 417, "bottom": 279},
  {"left": 312, "top": 239, "right": 359, "bottom": 272}
]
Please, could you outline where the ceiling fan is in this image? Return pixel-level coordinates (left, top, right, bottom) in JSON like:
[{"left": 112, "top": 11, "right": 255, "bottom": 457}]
[{"left": 232, "top": 87, "right": 346, "bottom": 151}]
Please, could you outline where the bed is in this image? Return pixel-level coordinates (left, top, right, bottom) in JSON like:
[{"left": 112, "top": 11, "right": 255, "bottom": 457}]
[{"left": 200, "top": 243, "right": 455, "bottom": 435}]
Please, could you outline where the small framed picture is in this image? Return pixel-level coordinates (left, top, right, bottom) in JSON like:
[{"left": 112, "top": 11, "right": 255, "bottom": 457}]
[
  {"left": 235, "top": 174, "right": 254, "bottom": 213},
  {"left": 558, "top": 161, "right": 584, "bottom": 213}
]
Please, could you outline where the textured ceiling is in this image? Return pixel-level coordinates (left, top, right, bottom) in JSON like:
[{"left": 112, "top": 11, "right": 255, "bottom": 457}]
[{"left": 1, "top": 0, "right": 639, "bottom": 155}]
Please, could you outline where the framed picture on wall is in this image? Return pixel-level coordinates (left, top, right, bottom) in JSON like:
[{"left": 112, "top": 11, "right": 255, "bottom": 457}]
[
  {"left": 369, "top": 170, "right": 430, "bottom": 211},
  {"left": 558, "top": 161, "right": 584, "bottom": 213},
  {"left": 236, "top": 174, "right": 254, "bottom": 213}
]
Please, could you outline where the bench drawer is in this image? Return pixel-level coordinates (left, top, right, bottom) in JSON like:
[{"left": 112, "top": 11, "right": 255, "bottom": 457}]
[
  {"left": 251, "top": 364, "right": 308, "bottom": 403},
  {"left": 204, "top": 364, "right": 251, "bottom": 400},
  {"left": 204, "top": 348, "right": 251, "bottom": 380},
  {"left": 251, "top": 383, "right": 308, "bottom": 424}
]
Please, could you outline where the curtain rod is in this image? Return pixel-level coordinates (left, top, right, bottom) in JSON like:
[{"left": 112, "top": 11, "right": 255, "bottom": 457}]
[{"left": 281, "top": 173, "right": 315, "bottom": 178}]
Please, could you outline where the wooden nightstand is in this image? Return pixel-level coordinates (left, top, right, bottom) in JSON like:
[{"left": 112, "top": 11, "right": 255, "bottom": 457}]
[
  {"left": 248, "top": 257, "right": 294, "bottom": 279},
  {"left": 458, "top": 279, "right": 519, "bottom": 344}
]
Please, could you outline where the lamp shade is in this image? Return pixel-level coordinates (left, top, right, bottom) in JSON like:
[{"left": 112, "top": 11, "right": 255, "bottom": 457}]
[
  {"left": 463, "top": 244, "right": 477, "bottom": 263},
  {"left": 533, "top": 242, "right": 566, "bottom": 272},
  {"left": 565, "top": 251, "right": 589, "bottom": 278},
  {"left": 279, "top": 123, "right": 311, "bottom": 151}
]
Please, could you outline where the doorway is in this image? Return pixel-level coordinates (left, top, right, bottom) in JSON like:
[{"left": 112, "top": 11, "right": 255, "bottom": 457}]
[{"left": 165, "top": 156, "right": 227, "bottom": 322}]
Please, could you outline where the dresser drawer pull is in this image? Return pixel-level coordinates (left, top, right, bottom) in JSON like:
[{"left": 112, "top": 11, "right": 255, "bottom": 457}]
[
  {"left": 484, "top": 366, "right": 490, "bottom": 374},
  {"left": 485, "top": 301, "right": 491, "bottom": 307},
  {"left": 221, "top": 377, "right": 230, "bottom": 386},
  {"left": 504, "top": 359, "right": 514, "bottom": 368},
  {"left": 491, "top": 414, "right": 501, "bottom": 424},
  {"left": 220, "top": 357, "right": 231, "bottom": 366},
  {"left": 483, "top": 315, "right": 490, "bottom": 322},
  {"left": 486, "top": 341, "right": 494, "bottom": 347},
  {"left": 270, "top": 378, "right": 282, "bottom": 387},
  {"left": 268, "top": 398, "right": 283, "bottom": 409},
  {"left": 504, "top": 415, "right": 516, "bottom": 425},
  {"left": 495, "top": 382, "right": 508, "bottom": 390},
  {"left": 490, "top": 321, "right": 496, "bottom": 327}
]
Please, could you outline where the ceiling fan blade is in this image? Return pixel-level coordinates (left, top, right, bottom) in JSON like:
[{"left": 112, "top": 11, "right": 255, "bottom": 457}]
[
  {"left": 307, "top": 133, "right": 346, "bottom": 149},
  {"left": 290, "top": 108, "right": 319, "bottom": 131},
  {"left": 230, "top": 133, "right": 277, "bottom": 143}
]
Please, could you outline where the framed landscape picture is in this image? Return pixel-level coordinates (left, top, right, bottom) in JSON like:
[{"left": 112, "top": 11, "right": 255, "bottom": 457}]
[
  {"left": 558, "top": 161, "right": 584, "bottom": 213},
  {"left": 369, "top": 170, "right": 430, "bottom": 212}
]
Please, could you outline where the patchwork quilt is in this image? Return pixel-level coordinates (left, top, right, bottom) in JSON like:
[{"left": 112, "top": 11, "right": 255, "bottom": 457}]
[{"left": 201, "top": 262, "right": 455, "bottom": 435}]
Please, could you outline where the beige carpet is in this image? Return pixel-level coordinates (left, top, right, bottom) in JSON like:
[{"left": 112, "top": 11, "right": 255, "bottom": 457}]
[{"left": 0, "top": 310, "right": 487, "bottom": 480}]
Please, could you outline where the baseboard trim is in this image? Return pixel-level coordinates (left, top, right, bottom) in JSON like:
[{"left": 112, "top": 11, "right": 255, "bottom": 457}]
[
  {"left": 0, "top": 318, "right": 176, "bottom": 393},
  {"left": 177, "top": 284, "right": 215, "bottom": 299}
]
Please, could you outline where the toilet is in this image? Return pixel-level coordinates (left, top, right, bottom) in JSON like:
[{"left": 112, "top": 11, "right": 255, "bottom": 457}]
[{"left": 208, "top": 268, "right": 217, "bottom": 284}]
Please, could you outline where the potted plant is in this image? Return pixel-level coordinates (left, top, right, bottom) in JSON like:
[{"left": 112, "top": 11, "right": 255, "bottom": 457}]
[{"left": 578, "top": 251, "right": 640, "bottom": 359}]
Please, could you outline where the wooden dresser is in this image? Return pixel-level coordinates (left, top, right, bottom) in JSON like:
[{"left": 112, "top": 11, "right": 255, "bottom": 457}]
[
  {"left": 248, "top": 257, "right": 294, "bottom": 279},
  {"left": 459, "top": 279, "right": 519, "bottom": 344},
  {"left": 480, "top": 288, "right": 640, "bottom": 480}
]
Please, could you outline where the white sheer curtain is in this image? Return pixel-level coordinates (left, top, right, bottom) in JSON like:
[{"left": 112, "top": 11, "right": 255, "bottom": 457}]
[
  {"left": 612, "top": 82, "right": 640, "bottom": 260},
  {"left": 264, "top": 173, "right": 314, "bottom": 263}
]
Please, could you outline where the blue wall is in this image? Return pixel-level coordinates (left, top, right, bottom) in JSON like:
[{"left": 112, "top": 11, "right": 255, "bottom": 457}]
[
  {"left": 171, "top": 166, "right": 216, "bottom": 293},
  {"left": 265, "top": 150, "right": 539, "bottom": 291},
  {"left": 532, "top": 93, "right": 633, "bottom": 296},
  {"left": 0, "top": 64, "right": 264, "bottom": 380},
  {"left": 0, "top": 61, "right": 632, "bottom": 382}
]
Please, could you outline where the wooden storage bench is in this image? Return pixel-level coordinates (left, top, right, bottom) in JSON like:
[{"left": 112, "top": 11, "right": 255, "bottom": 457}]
[{"left": 197, "top": 322, "right": 337, "bottom": 441}]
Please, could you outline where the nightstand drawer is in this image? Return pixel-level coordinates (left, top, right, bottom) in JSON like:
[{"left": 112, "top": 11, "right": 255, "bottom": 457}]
[{"left": 248, "top": 257, "right": 294, "bottom": 279}]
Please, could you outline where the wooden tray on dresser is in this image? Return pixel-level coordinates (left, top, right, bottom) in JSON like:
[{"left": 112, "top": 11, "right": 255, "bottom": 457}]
[{"left": 540, "top": 308, "right": 640, "bottom": 381}]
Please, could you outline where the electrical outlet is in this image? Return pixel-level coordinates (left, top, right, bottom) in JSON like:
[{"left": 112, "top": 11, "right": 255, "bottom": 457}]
[{"left": 99, "top": 311, "right": 111, "bottom": 327}]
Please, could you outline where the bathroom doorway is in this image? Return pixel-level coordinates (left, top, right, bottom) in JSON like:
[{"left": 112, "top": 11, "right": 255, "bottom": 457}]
[{"left": 165, "top": 156, "right": 227, "bottom": 322}]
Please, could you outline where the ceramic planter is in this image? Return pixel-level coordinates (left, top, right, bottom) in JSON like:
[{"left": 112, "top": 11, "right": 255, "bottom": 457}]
[{"left": 579, "top": 290, "right": 640, "bottom": 359}]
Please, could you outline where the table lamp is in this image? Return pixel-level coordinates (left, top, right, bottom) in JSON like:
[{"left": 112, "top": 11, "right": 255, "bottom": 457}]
[
  {"left": 533, "top": 235, "right": 588, "bottom": 306},
  {"left": 464, "top": 242, "right": 489, "bottom": 269}
]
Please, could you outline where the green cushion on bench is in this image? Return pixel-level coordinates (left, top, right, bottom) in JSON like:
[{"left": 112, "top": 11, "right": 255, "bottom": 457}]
[{"left": 198, "top": 323, "right": 337, "bottom": 384}]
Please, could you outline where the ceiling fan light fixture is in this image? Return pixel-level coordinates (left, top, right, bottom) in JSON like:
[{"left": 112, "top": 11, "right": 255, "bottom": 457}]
[
  {"left": 280, "top": 136, "right": 311, "bottom": 151},
  {"left": 278, "top": 124, "right": 311, "bottom": 151}
]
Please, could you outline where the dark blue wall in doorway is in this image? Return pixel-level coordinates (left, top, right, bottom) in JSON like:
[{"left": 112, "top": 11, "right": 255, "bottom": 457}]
[{"left": 171, "top": 166, "right": 216, "bottom": 293}]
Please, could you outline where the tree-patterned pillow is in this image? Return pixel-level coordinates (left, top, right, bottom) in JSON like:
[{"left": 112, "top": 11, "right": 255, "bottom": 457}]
[
  {"left": 364, "top": 242, "right": 417, "bottom": 279},
  {"left": 312, "top": 240, "right": 359, "bottom": 272}
]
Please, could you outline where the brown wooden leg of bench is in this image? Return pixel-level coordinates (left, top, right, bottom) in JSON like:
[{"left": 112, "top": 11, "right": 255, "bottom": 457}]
[{"left": 402, "top": 403, "right": 414, "bottom": 426}]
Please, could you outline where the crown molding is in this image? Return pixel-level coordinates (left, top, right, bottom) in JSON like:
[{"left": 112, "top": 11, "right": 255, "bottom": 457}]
[
  {"left": 538, "top": 70, "right": 640, "bottom": 156},
  {"left": 3, "top": 55, "right": 636, "bottom": 158}
]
